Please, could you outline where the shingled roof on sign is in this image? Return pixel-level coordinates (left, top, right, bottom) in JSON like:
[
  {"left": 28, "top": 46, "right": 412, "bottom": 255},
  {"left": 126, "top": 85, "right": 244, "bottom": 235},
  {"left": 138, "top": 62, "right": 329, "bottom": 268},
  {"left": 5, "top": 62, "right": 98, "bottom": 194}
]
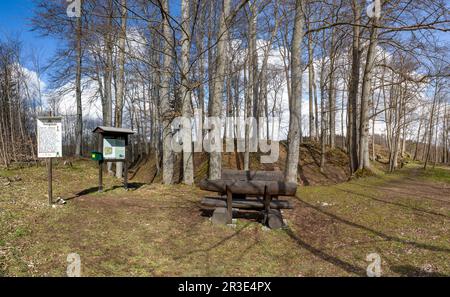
[{"left": 93, "top": 126, "right": 135, "bottom": 134}]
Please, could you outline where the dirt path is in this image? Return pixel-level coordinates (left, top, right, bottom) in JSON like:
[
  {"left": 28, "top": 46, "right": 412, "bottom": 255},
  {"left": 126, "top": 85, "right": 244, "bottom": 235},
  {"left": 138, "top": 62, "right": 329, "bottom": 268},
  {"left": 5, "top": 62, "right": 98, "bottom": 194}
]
[{"left": 286, "top": 166, "right": 449, "bottom": 276}]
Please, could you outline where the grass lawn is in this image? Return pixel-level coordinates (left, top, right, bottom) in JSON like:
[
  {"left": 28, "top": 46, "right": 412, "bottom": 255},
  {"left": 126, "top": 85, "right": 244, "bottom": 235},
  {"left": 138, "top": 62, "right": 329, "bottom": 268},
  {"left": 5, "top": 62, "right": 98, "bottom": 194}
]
[{"left": 0, "top": 161, "right": 449, "bottom": 276}]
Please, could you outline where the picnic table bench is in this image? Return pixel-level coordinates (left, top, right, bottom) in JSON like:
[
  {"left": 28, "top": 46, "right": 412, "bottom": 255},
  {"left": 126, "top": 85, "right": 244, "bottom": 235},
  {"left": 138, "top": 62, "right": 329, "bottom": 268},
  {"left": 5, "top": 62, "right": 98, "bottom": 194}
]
[{"left": 199, "top": 169, "right": 297, "bottom": 229}]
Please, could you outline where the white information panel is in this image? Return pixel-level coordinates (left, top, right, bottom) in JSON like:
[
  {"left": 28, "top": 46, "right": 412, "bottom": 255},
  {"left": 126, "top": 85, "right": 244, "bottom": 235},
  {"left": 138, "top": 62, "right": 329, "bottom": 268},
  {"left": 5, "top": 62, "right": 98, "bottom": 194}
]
[
  {"left": 103, "top": 137, "right": 126, "bottom": 160},
  {"left": 37, "top": 117, "right": 63, "bottom": 158}
]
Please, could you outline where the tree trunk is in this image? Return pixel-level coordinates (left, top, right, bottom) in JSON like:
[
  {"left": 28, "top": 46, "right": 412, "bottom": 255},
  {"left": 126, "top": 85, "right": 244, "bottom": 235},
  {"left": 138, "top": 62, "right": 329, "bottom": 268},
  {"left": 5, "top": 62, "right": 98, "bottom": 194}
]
[
  {"left": 307, "top": 26, "right": 316, "bottom": 141},
  {"left": 443, "top": 103, "right": 448, "bottom": 164},
  {"left": 250, "top": 3, "right": 259, "bottom": 135},
  {"left": 285, "top": 0, "right": 304, "bottom": 183},
  {"left": 160, "top": 0, "right": 174, "bottom": 184},
  {"left": 328, "top": 27, "right": 336, "bottom": 149},
  {"left": 181, "top": 0, "right": 194, "bottom": 185},
  {"left": 208, "top": 0, "right": 230, "bottom": 180},
  {"left": 433, "top": 95, "right": 442, "bottom": 168},
  {"left": 74, "top": 3, "right": 83, "bottom": 157},
  {"left": 105, "top": 0, "right": 114, "bottom": 174},
  {"left": 104, "top": 0, "right": 113, "bottom": 128},
  {"left": 358, "top": 10, "right": 379, "bottom": 171},
  {"left": 196, "top": 6, "right": 206, "bottom": 139},
  {"left": 424, "top": 80, "right": 439, "bottom": 170},
  {"left": 319, "top": 44, "right": 327, "bottom": 173},
  {"left": 413, "top": 117, "right": 423, "bottom": 161},
  {"left": 347, "top": 0, "right": 361, "bottom": 173},
  {"left": 244, "top": 59, "right": 250, "bottom": 170},
  {"left": 115, "top": 0, "right": 127, "bottom": 178}
]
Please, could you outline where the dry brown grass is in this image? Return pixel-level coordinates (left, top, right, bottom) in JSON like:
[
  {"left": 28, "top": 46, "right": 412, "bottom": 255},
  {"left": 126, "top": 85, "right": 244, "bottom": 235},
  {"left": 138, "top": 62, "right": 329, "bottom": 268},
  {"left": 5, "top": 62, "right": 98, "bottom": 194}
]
[{"left": 1, "top": 160, "right": 449, "bottom": 276}]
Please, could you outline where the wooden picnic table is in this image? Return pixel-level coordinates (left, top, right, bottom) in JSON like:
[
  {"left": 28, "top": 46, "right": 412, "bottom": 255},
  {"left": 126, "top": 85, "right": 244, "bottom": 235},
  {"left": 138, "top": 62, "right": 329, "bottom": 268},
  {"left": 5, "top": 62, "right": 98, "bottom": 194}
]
[{"left": 199, "top": 169, "right": 297, "bottom": 229}]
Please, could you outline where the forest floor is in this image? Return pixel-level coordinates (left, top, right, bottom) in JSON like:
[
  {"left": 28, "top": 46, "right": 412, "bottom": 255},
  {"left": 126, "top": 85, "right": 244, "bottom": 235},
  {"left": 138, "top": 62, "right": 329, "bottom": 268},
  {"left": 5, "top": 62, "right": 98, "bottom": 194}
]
[{"left": 0, "top": 160, "right": 449, "bottom": 276}]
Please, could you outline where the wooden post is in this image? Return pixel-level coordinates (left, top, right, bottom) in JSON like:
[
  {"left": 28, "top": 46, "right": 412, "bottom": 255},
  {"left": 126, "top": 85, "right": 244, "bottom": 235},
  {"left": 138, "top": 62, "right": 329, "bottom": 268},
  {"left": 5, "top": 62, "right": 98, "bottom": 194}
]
[
  {"left": 263, "top": 185, "right": 271, "bottom": 224},
  {"left": 98, "top": 160, "right": 103, "bottom": 192},
  {"left": 48, "top": 158, "right": 53, "bottom": 205},
  {"left": 124, "top": 137, "right": 128, "bottom": 189},
  {"left": 124, "top": 160, "right": 128, "bottom": 189},
  {"left": 226, "top": 185, "right": 232, "bottom": 224},
  {"left": 98, "top": 133, "right": 103, "bottom": 192},
  {"left": 263, "top": 185, "right": 271, "bottom": 212}
]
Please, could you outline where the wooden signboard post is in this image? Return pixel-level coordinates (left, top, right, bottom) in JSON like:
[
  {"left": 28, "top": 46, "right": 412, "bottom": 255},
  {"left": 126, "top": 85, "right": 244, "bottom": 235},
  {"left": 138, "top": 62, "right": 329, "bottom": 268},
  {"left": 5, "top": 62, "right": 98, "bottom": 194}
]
[
  {"left": 37, "top": 117, "right": 63, "bottom": 205},
  {"left": 92, "top": 126, "right": 135, "bottom": 192}
]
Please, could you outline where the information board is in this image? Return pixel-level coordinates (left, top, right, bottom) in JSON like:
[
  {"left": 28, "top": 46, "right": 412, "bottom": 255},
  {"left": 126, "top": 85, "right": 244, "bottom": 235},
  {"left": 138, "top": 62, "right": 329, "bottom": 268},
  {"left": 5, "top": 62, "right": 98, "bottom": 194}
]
[
  {"left": 103, "top": 137, "right": 126, "bottom": 160},
  {"left": 37, "top": 117, "right": 63, "bottom": 158}
]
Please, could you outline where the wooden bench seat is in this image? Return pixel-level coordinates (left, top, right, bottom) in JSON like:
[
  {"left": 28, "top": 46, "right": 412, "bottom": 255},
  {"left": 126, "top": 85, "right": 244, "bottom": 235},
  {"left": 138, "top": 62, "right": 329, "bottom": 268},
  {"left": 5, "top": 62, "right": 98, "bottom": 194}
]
[
  {"left": 199, "top": 169, "right": 297, "bottom": 229},
  {"left": 199, "top": 179, "right": 297, "bottom": 196}
]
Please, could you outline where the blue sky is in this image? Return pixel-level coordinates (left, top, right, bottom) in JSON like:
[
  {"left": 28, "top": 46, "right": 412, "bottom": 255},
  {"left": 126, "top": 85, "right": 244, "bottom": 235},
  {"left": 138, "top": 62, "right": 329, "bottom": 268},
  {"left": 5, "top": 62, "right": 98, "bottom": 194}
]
[
  {"left": 0, "top": 0, "right": 58, "bottom": 67},
  {"left": 0, "top": 0, "right": 180, "bottom": 80},
  {"left": 1, "top": 0, "right": 446, "bottom": 85}
]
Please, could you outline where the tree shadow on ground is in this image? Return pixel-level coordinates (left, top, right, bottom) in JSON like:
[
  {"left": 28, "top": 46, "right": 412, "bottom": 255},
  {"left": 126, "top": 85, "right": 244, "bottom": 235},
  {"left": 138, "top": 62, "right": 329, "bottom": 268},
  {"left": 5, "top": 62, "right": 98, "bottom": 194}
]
[
  {"left": 283, "top": 228, "right": 366, "bottom": 275},
  {"left": 336, "top": 188, "right": 450, "bottom": 219},
  {"left": 390, "top": 265, "right": 449, "bottom": 277},
  {"left": 296, "top": 198, "right": 450, "bottom": 253},
  {"left": 65, "top": 183, "right": 146, "bottom": 200},
  {"left": 172, "top": 223, "right": 252, "bottom": 260},
  {"left": 351, "top": 181, "right": 450, "bottom": 204},
  {"left": 199, "top": 208, "right": 261, "bottom": 223}
]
